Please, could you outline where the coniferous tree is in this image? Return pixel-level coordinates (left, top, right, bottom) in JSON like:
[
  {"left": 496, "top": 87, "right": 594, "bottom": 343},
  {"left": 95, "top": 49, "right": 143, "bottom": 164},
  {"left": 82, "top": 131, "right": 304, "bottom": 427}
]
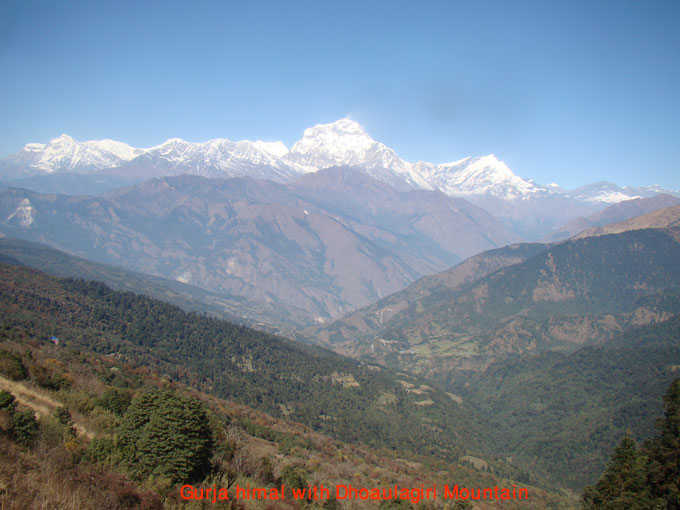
[
  {"left": 11, "top": 408, "right": 39, "bottom": 447},
  {"left": 117, "top": 389, "right": 213, "bottom": 483},
  {"left": 581, "top": 432, "right": 660, "bottom": 510},
  {"left": 645, "top": 378, "right": 680, "bottom": 510},
  {"left": 583, "top": 378, "right": 680, "bottom": 510}
]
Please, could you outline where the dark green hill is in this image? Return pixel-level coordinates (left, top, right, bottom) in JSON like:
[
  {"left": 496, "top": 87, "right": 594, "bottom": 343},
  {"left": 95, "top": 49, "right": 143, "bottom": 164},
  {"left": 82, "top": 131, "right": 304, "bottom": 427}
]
[
  {"left": 460, "top": 311, "right": 680, "bottom": 489},
  {"left": 313, "top": 228, "right": 680, "bottom": 380},
  {"left": 305, "top": 241, "right": 550, "bottom": 351},
  {"left": 0, "top": 262, "right": 478, "bottom": 462}
]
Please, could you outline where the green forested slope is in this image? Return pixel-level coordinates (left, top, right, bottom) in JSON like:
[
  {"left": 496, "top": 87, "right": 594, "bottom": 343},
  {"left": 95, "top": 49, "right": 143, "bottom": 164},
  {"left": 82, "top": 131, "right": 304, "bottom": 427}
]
[
  {"left": 315, "top": 228, "right": 680, "bottom": 381},
  {"left": 461, "top": 313, "right": 680, "bottom": 489},
  {"left": 307, "top": 241, "right": 551, "bottom": 347},
  {"left": 0, "top": 262, "right": 478, "bottom": 461},
  {"left": 581, "top": 378, "right": 680, "bottom": 510},
  {"left": 0, "top": 304, "right": 576, "bottom": 510}
]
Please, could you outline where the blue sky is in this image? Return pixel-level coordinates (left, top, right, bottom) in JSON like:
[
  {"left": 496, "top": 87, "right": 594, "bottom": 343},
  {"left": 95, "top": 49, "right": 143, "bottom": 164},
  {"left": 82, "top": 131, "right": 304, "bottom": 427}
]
[{"left": 1, "top": 0, "right": 679, "bottom": 190}]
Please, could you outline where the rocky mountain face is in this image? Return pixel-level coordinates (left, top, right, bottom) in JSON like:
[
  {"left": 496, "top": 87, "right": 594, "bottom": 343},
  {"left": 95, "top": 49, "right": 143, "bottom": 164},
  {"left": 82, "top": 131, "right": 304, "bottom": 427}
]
[
  {"left": 0, "top": 237, "right": 307, "bottom": 332},
  {"left": 0, "top": 169, "right": 519, "bottom": 323},
  {"left": 307, "top": 228, "right": 680, "bottom": 382},
  {"left": 4, "top": 120, "right": 677, "bottom": 238}
]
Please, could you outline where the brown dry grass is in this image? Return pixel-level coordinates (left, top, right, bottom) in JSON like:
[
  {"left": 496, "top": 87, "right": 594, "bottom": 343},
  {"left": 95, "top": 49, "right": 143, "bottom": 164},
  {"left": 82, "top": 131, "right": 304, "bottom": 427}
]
[
  {"left": 0, "top": 375, "right": 94, "bottom": 439},
  {"left": 0, "top": 436, "right": 161, "bottom": 510},
  {"left": 0, "top": 375, "right": 59, "bottom": 418}
]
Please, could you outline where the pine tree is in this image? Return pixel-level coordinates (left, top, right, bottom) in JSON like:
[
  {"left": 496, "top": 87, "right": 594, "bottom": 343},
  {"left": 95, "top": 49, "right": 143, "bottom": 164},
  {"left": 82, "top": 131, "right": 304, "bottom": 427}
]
[
  {"left": 581, "top": 432, "right": 658, "bottom": 510},
  {"left": 645, "top": 378, "right": 680, "bottom": 510},
  {"left": 117, "top": 389, "right": 213, "bottom": 483},
  {"left": 583, "top": 378, "right": 680, "bottom": 510}
]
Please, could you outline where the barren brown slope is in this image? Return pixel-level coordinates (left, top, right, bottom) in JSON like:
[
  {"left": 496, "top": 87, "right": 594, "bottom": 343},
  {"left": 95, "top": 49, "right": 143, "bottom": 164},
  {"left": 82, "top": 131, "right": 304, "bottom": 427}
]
[
  {"left": 544, "top": 193, "right": 680, "bottom": 242},
  {"left": 0, "top": 169, "right": 520, "bottom": 324},
  {"left": 575, "top": 203, "right": 680, "bottom": 239}
]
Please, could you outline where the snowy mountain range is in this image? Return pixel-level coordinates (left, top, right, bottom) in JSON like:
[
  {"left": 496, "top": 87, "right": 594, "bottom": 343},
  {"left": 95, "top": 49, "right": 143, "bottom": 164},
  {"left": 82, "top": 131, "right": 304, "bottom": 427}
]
[
  {"left": 2, "top": 119, "right": 677, "bottom": 240},
  {"left": 2, "top": 134, "right": 146, "bottom": 174},
  {"left": 3, "top": 119, "right": 675, "bottom": 204}
]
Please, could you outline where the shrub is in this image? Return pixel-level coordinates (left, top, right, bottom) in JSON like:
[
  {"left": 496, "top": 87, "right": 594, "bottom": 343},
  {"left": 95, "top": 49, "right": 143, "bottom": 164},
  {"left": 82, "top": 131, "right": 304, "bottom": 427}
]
[
  {"left": 0, "top": 390, "right": 16, "bottom": 411},
  {"left": 60, "top": 390, "right": 94, "bottom": 415},
  {"left": 38, "top": 414, "right": 71, "bottom": 450},
  {"left": 281, "top": 465, "right": 307, "bottom": 498},
  {"left": 87, "top": 437, "right": 115, "bottom": 463},
  {"left": 87, "top": 406, "right": 120, "bottom": 434},
  {"left": 53, "top": 406, "right": 76, "bottom": 437},
  {"left": 33, "top": 365, "right": 71, "bottom": 391},
  {"left": 258, "top": 456, "right": 276, "bottom": 484},
  {"left": 54, "top": 406, "right": 73, "bottom": 426},
  {"left": 96, "top": 387, "right": 132, "bottom": 417},
  {"left": 12, "top": 408, "right": 39, "bottom": 446},
  {"left": 0, "top": 350, "right": 27, "bottom": 380}
]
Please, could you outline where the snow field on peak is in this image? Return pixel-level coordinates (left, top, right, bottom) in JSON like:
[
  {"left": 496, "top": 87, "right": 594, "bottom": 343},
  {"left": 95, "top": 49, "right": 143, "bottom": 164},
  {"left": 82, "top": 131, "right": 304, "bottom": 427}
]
[
  {"left": 6, "top": 118, "right": 672, "bottom": 205},
  {"left": 1, "top": 120, "right": 552, "bottom": 199}
]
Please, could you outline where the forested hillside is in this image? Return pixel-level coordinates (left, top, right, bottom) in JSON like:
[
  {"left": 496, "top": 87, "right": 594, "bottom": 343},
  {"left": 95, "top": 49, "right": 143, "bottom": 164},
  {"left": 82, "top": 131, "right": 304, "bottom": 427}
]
[
  {"left": 312, "top": 228, "right": 680, "bottom": 381},
  {"left": 0, "top": 236, "right": 303, "bottom": 332},
  {"left": 0, "top": 315, "right": 573, "bottom": 510},
  {"left": 2, "top": 240, "right": 678, "bottom": 499},
  {"left": 460, "top": 312, "right": 680, "bottom": 489},
  {"left": 0, "top": 262, "right": 479, "bottom": 462},
  {"left": 581, "top": 378, "right": 680, "bottom": 509}
]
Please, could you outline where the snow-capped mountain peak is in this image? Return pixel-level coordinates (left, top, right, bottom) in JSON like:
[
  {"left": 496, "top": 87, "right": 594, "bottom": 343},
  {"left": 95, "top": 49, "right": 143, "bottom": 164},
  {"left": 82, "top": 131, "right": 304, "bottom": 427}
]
[
  {"left": 82, "top": 138, "right": 146, "bottom": 161},
  {"left": 122, "top": 136, "right": 298, "bottom": 181},
  {"left": 4, "top": 134, "right": 144, "bottom": 174},
  {"left": 0, "top": 122, "right": 550, "bottom": 198},
  {"left": 286, "top": 119, "right": 381, "bottom": 169},
  {"left": 412, "top": 154, "right": 543, "bottom": 200},
  {"left": 143, "top": 137, "right": 289, "bottom": 169},
  {"left": 284, "top": 119, "right": 432, "bottom": 189},
  {"left": 4, "top": 121, "right": 676, "bottom": 209},
  {"left": 565, "top": 181, "right": 675, "bottom": 204}
]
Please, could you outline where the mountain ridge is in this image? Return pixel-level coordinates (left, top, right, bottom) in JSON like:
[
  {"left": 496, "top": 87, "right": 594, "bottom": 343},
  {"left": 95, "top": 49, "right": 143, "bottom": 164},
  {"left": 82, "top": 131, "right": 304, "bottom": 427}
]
[
  {"left": 308, "top": 228, "right": 680, "bottom": 379},
  {"left": 4, "top": 120, "right": 676, "bottom": 215},
  {"left": 0, "top": 169, "right": 520, "bottom": 323},
  {"left": 0, "top": 236, "right": 306, "bottom": 332},
  {"left": 544, "top": 193, "right": 680, "bottom": 241},
  {"left": 574, "top": 203, "right": 680, "bottom": 239}
]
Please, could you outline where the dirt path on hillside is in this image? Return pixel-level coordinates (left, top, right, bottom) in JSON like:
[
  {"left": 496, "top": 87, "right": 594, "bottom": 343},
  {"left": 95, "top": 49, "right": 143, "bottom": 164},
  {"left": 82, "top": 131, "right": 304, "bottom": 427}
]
[{"left": 0, "top": 375, "right": 94, "bottom": 438}]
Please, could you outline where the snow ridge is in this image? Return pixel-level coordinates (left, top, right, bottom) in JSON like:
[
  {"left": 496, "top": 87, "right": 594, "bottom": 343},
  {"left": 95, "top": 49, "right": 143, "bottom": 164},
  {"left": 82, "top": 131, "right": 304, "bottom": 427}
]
[
  {"left": 3, "top": 120, "right": 678, "bottom": 204},
  {"left": 5, "top": 134, "right": 145, "bottom": 173}
]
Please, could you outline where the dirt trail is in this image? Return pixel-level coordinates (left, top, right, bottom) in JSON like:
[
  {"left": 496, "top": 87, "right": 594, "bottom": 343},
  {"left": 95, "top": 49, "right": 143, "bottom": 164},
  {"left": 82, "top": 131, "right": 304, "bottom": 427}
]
[{"left": 0, "top": 375, "right": 94, "bottom": 438}]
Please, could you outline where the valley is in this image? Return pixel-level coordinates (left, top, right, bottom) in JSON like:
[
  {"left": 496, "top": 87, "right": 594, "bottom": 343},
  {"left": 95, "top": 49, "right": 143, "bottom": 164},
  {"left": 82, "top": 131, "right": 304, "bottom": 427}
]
[
  {"left": 1, "top": 122, "right": 679, "bottom": 509},
  {"left": 4, "top": 4, "right": 679, "bottom": 508}
]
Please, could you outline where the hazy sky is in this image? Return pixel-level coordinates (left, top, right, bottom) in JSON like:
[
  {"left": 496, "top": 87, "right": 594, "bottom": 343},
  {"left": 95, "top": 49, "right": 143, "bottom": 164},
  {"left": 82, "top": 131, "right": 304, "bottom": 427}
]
[{"left": 1, "top": 0, "right": 679, "bottom": 190}]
